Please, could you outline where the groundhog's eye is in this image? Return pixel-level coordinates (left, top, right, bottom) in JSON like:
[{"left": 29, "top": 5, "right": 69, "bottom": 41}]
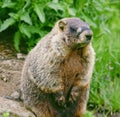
[{"left": 70, "top": 27, "right": 76, "bottom": 33}]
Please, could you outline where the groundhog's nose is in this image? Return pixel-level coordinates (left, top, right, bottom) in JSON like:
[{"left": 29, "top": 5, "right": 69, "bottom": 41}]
[
  {"left": 85, "top": 34, "right": 92, "bottom": 41},
  {"left": 77, "top": 26, "right": 93, "bottom": 41}
]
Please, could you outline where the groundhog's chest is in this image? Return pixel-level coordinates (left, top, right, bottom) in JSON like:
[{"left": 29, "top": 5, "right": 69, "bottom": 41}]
[{"left": 59, "top": 51, "right": 88, "bottom": 93}]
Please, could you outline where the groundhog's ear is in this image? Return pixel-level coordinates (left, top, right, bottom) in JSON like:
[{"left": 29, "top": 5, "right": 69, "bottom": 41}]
[{"left": 58, "top": 21, "right": 67, "bottom": 31}]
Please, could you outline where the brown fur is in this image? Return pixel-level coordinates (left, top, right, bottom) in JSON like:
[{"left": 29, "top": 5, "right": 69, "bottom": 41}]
[{"left": 21, "top": 18, "right": 95, "bottom": 117}]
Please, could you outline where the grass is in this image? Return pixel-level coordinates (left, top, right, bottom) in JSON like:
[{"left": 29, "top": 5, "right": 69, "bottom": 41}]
[
  {"left": 88, "top": 22, "right": 120, "bottom": 115},
  {"left": 83, "top": 111, "right": 94, "bottom": 117},
  {"left": 2, "top": 112, "right": 10, "bottom": 117}
]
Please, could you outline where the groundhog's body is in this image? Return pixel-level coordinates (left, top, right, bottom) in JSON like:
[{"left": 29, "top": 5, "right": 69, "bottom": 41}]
[{"left": 21, "top": 18, "right": 95, "bottom": 117}]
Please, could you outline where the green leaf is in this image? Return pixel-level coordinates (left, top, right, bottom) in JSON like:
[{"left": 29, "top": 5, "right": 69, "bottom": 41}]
[
  {"left": 19, "top": 24, "right": 31, "bottom": 38},
  {"left": 2, "top": 0, "right": 16, "bottom": 8},
  {"left": 28, "top": 26, "right": 40, "bottom": 34},
  {"left": 14, "top": 31, "right": 21, "bottom": 52},
  {"left": 83, "top": 111, "right": 94, "bottom": 117},
  {"left": 81, "top": 13, "right": 97, "bottom": 28},
  {"left": 0, "top": 20, "right": 2, "bottom": 26},
  {"left": 3, "top": 112, "right": 10, "bottom": 117},
  {"left": 34, "top": 4, "right": 45, "bottom": 23},
  {"left": 20, "top": 12, "right": 32, "bottom": 25},
  {"left": 47, "top": 2, "right": 64, "bottom": 11},
  {"left": 19, "top": 23, "right": 40, "bottom": 38},
  {"left": 74, "top": 0, "right": 87, "bottom": 12},
  {"left": 23, "top": 0, "right": 31, "bottom": 10},
  {"left": 0, "top": 18, "right": 16, "bottom": 32},
  {"left": 68, "top": 8, "right": 76, "bottom": 16},
  {"left": 9, "top": 13, "right": 19, "bottom": 20}
]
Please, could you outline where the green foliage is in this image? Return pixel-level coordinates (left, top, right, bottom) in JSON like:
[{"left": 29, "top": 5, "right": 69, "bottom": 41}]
[
  {"left": 14, "top": 31, "right": 21, "bottom": 52},
  {"left": 0, "top": 0, "right": 117, "bottom": 52},
  {"left": 0, "top": 17, "right": 15, "bottom": 32},
  {"left": 0, "top": 0, "right": 120, "bottom": 114},
  {"left": 83, "top": 111, "right": 94, "bottom": 117},
  {"left": 88, "top": 0, "right": 120, "bottom": 113},
  {"left": 2, "top": 112, "right": 10, "bottom": 117}
]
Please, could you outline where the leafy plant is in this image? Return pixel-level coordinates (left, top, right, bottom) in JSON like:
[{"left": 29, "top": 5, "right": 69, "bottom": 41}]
[
  {"left": 2, "top": 112, "right": 10, "bottom": 117},
  {"left": 0, "top": 0, "right": 116, "bottom": 52},
  {"left": 83, "top": 111, "right": 94, "bottom": 117}
]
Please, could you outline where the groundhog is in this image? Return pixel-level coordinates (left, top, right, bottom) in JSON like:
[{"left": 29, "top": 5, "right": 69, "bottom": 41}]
[{"left": 21, "top": 17, "right": 95, "bottom": 117}]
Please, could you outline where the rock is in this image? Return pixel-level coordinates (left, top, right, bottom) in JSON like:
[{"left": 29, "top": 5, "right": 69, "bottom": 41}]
[
  {"left": 17, "top": 53, "right": 26, "bottom": 60},
  {"left": 10, "top": 90, "right": 21, "bottom": 101},
  {"left": 0, "top": 58, "right": 24, "bottom": 97},
  {"left": 0, "top": 97, "right": 35, "bottom": 117}
]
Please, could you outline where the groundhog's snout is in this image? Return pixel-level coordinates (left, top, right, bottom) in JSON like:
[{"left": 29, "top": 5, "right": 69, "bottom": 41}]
[{"left": 77, "top": 26, "right": 93, "bottom": 42}]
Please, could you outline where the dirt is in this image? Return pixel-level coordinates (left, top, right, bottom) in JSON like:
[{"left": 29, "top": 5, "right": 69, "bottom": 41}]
[
  {"left": 0, "top": 32, "right": 25, "bottom": 98},
  {"left": 0, "top": 36, "right": 34, "bottom": 116}
]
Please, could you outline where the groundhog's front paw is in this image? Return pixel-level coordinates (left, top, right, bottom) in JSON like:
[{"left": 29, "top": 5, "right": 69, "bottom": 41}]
[
  {"left": 55, "top": 91, "right": 66, "bottom": 107},
  {"left": 69, "top": 87, "right": 80, "bottom": 104}
]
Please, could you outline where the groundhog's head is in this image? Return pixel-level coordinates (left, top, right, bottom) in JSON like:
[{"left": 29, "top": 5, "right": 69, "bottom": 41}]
[{"left": 56, "top": 18, "right": 93, "bottom": 49}]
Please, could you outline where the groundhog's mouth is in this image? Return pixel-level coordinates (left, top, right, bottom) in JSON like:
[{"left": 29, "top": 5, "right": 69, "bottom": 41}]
[
  {"left": 77, "top": 37, "right": 91, "bottom": 45},
  {"left": 62, "top": 27, "right": 93, "bottom": 49},
  {"left": 63, "top": 36, "right": 91, "bottom": 50},
  {"left": 70, "top": 41, "right": 90, "bottom": 50},
  {"left": 74, "top": 33, "right": 92, "bottom": 48},
  {"left": 77, "top": 27, "right": 92, "bottom": 43},
  {"left": 74, "top": 29, "right": 92, "bottom": 48}
]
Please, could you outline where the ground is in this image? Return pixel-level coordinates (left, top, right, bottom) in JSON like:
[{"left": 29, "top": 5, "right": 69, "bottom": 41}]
[
  {"left": 0, "top": 31, "right": 32, "bottom": 117},
  {"left": 0, "top": 31, "right": 24, "bottom": 97}
]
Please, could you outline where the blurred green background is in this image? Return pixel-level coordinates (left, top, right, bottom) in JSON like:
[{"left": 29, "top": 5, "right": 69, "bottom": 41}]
[{"left": 0, "top": 0, "right": 120, "bottom": 116}]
